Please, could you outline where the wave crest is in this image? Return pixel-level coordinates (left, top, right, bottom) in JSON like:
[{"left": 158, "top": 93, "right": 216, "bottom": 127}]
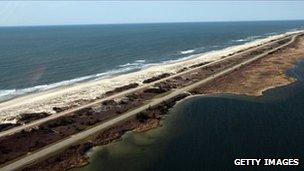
[{"left": 180, "top": 49, "right": 195, "bottom": 54}]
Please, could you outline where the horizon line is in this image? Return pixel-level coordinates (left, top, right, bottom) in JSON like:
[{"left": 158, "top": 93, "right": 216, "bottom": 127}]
[{"left": 1, "top": 19, "right": 304, "bottom": 28}]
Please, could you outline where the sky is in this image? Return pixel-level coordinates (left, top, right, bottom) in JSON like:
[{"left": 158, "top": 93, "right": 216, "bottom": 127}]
[{"left": 0, "top": 1, "right": 304, "bottom": 26}]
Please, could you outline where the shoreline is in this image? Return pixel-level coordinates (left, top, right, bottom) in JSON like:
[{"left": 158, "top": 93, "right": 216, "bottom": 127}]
[
  {"left": 0, "top": 30, "right": 302, "bottom": 123},
  {"left": 191, "top": 33, "right": 304, "bottom": 97},
  {"left": 23, "top": 70, "right": 303, "bottom": 171},
  {"left": 0, "top": 32, "right": 295, "bottom": 170},
  {"left": 83, "top": 71, "right": 302, "bottom": 170},
  {"left": 73, "top": 33, "right": 304, "bottom": 170},
  {"left": 0, "top": 32, "right": 303, "bottom": 171},
  {"left": 84, "top": 60, "right": 304, "bottom": 171}
]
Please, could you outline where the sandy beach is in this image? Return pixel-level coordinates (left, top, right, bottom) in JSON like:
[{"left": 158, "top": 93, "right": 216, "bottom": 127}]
[{"left": 0, "top": 30, "right": 302, "bottom": 123}]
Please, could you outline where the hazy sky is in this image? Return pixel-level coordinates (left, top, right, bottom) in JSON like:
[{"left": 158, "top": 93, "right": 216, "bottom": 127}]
[{"left": 0, "top": 1, "right": 304, "bottom": 26}]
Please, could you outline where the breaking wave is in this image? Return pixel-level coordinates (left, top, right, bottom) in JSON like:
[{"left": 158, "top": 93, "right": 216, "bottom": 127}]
[
  {"left": 180, "top": 49, "right": 195, "bottom": 54},
  {"left": 232, "top": 35, "right": 264, "bottom": 43}
]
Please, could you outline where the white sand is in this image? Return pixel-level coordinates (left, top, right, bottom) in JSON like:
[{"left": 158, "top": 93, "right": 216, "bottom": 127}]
[{"left": 0, "top": 30, "right": 302, "bottom": 123}]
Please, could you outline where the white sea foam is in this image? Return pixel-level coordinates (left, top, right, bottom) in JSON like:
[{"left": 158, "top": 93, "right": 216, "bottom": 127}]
[
  {"left": 118, "top": 60, "right": 145, "bottom": 68},
  {"left": 134, "top": 59, "right": 146, "bottom": 63},
  {"left": 163, "top": 54, "right": 199, "bottom": 64},
  {"left": 265, "top": 32, "right": 278, "bottom": 36},
  {"left": 180, "top": 49, "right": 195, "bottom": 54},
  {"left": 0, "top": 30, "right": 303, "bottom": 123},
  {"left": 234, "top": 39, "right": 247, "bottom": 42},
  {"left": 0, "top": 90, "right": 16, "bottom": 99},
  {"left": 233, "top": 35, "right": 264, "bottom": 43}
]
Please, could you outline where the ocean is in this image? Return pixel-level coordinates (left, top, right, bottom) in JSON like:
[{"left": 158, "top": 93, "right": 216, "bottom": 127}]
[
  {"left": 1, "top": 20, "right": 304, "bottom": 101},
  {"left": 74, "top": 59, "right": 304, "bottom": 171}
]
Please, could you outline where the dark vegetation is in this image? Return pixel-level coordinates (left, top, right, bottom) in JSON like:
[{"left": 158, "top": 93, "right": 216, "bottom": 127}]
[
  {"left": 23, "top": 93, "right": 190, "bottom": 171},
  {"left": 143, "top": 73, "right": 171, "bottom": 83},
  {"left": 105, "top": 83, "right": 139, "bottom": 95}
]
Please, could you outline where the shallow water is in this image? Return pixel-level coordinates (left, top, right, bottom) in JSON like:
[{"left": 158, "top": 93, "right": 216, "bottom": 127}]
[{"left": 74, "top": 60, "right": 304, "bottom": 171}]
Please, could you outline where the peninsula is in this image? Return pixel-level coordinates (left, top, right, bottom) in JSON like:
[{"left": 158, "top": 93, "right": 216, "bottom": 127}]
[{"left": 1, "top": 31, "right": 304, "bottom": 171}]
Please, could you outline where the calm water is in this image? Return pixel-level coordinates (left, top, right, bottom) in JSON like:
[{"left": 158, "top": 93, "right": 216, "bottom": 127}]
[
  {"left": 1, "top": 20, "right": 304, "bottom": 101},
  {"left": 75, "top": 60, "right": 304, "bottom": 171}
]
